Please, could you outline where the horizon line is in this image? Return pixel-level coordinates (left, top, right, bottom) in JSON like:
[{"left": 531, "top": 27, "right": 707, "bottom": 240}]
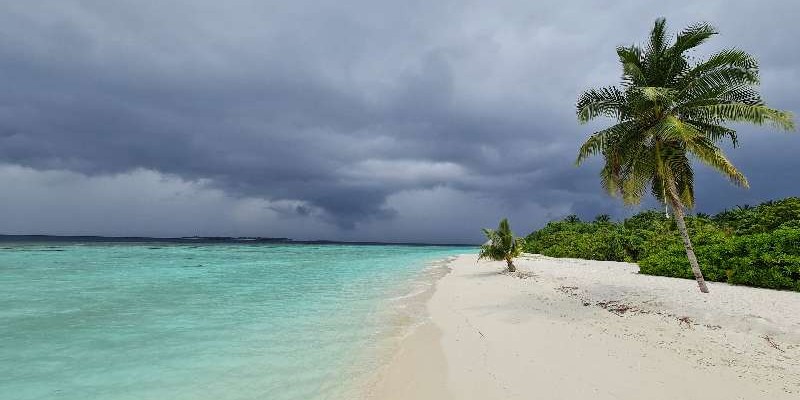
[{"left": 0, "top": 234, "right": 478, "bottom": 247}]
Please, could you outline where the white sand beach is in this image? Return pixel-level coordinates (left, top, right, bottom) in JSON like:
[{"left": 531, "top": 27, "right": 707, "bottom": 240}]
[{"left": 370, "top": 254, "right": 800, "bottom": 399}]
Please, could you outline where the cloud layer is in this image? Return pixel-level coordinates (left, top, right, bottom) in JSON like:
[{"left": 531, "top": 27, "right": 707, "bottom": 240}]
[{"left": 1, "top": 1, "right": 798, "bottom": 243}]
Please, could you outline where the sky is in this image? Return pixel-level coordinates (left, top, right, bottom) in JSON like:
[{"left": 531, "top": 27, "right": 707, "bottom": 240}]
[{"left": 0, "top": 1, "right": 797, "bottom": 244}]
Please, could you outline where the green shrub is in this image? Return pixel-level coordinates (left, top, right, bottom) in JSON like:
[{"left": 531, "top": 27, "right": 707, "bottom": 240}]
[
  {"left": 523, "top": 217, "right": 630, "bottom": 261},
  {"left": 523, "top": 197, "right": 800, "bottom": 292},
  {"left": 725, "top": 228, "right": 800, "bottom": 291},
  {"left": 712, "top": 197, "right": 800, "bottom": 235}
]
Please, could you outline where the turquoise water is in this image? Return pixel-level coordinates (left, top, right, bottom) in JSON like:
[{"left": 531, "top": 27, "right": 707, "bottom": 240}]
[{"left": 0, "top": 243, "right": 470, "bottom": 400}]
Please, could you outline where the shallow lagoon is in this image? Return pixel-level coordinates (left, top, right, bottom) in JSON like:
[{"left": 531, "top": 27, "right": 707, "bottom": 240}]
[{"left": 0, "top": 243, "right": 469, "bottom": 400}]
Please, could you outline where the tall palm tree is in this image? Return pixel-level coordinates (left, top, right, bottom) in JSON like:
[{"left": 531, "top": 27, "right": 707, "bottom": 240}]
[
  {"left": 575, "top": 18, "right": 794, "bottom": 293},
  {"left": 479, "top": 218, "right": 524, "bottom": 272}
]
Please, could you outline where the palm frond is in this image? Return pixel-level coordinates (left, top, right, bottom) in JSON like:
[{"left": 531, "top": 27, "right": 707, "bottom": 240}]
[
  {"left": 575, "top": 121, "right": 635, "bottom": 165},
  {"left": 689, "top": 103, "right": 795, "bottom": 130},
  {"left": 672, "top": 22, "right": 717, "bottom": 54},
  {"left": 617, "top": 46, "right": 646, "bottom": 85},
  {"left": 620, "top": 148, "right": 656, "bottom": 204},
  {"left": 600, "top": 162, "right": 622, "bottom": 197},
  {"left": 648, "top": 115, "right": 698, "bottom": 142},
  {"left": 689, "top": 49, "right": 759, "bottom": 75},
  {"left": 576, "top": 86, "right": 626, "bottom": 122},
  {"left": 677, "top": 49, "right": 759, "bottom": 94},
  {"left": 684, "top": 135, "right": 749, "bottom": 187},
  {"left": 686, "top": 120, "right": 739, "bottom": 147},
  {"left": 679, "top": 67, "right": 760, "bottom": 104},
  {"left": 647, "top": 18, "right": 668, "bottom": 55},
  {"left": 718, "top": 86, "right": 763, "bottom": 106}
]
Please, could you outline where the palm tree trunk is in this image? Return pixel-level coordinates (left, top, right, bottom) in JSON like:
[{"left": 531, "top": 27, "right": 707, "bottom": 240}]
[
  {"left": 666, "top": 180, "right": 710, "bottom": 293},
  {"left": 506, "top": 258, "right": 516, "bottom": 272}
]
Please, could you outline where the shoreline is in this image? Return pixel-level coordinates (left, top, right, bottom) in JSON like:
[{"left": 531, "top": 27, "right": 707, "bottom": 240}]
[
  {"left": 370, "top": 253, "right": 800, "bottom": 399},
  {"left": 363, "top": 260, "right": 454, "bottom": 399},
  {"left": 351, "top": 255, "right": 462, "bottom": 398}
]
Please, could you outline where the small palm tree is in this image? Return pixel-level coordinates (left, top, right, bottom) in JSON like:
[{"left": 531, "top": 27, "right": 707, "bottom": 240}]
[
  {"left": 576, "top": 18, "right": 794, "bottom": 293},
  {"left": 479, "top": 218, "right": 524, "bottom": 272}
]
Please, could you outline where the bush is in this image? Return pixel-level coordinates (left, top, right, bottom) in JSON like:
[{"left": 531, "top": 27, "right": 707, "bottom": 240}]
[
  {"left": 712, "top": 197, "right": 800, "bottom": 235},
  {"left": 725, "top": 228, "right": 800, "bottom": 291},
  {"left": 523, "top": 217, "right": 630, "bottom": 261},
  {"left": 523, "top": 197, "right": 800, "bottom": 292}
]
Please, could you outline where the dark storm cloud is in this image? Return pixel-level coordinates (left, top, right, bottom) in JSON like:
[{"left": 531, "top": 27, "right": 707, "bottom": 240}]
[{"left": 0, "top": 0, "right": 798, "bottom": 241}]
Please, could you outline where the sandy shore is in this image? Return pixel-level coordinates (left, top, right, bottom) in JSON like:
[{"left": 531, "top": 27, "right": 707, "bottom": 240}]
[{"left": 369, "top": 254, "right": 800, "bottom": 399}]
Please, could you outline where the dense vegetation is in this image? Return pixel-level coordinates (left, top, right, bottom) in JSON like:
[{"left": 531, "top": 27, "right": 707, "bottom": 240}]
[{"left": 523, "top": 197, "right": 800, "bottom": 291}]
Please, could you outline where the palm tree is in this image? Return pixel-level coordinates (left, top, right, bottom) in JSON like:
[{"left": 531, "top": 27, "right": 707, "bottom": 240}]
[
  {"left": 595, "top": 214, "right": 612, "bottom": 223},
  {"left": 479, "top": 218, "right": 524, "bottom": 272},
  {"left": 575, "top": 18, "right": 794, "bottom": 293}
]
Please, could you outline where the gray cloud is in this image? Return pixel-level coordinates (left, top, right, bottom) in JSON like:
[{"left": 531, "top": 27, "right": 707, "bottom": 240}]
[{"left": 0, "top": 1, "right": 798, "bottom": 243}]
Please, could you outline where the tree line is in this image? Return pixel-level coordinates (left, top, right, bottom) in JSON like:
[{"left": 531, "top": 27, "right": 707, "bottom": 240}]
[{"left": 523, "top": 197, "right": 800, "bottom": 292}]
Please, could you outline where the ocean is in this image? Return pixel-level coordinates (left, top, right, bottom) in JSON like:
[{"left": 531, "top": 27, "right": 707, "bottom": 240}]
[{"left": 0, "top": 242, "right": 471, "bottom": 400}]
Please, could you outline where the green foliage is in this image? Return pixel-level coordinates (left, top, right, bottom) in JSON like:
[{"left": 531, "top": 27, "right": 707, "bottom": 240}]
[
  {"left": 712, "top": 197, "right": 800, "bottom": 234},
  {"left": 523, "top": 197, "right": 800, "bottom": 291},
  {"left": 524, "top": 216, "right": 632, "bottom": 262},
  {"left": 479, "top": 218, "right": 523, "bottom": 264},
  {"left": 724, "top": 227, "right": 800, "bottom": 290}
]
